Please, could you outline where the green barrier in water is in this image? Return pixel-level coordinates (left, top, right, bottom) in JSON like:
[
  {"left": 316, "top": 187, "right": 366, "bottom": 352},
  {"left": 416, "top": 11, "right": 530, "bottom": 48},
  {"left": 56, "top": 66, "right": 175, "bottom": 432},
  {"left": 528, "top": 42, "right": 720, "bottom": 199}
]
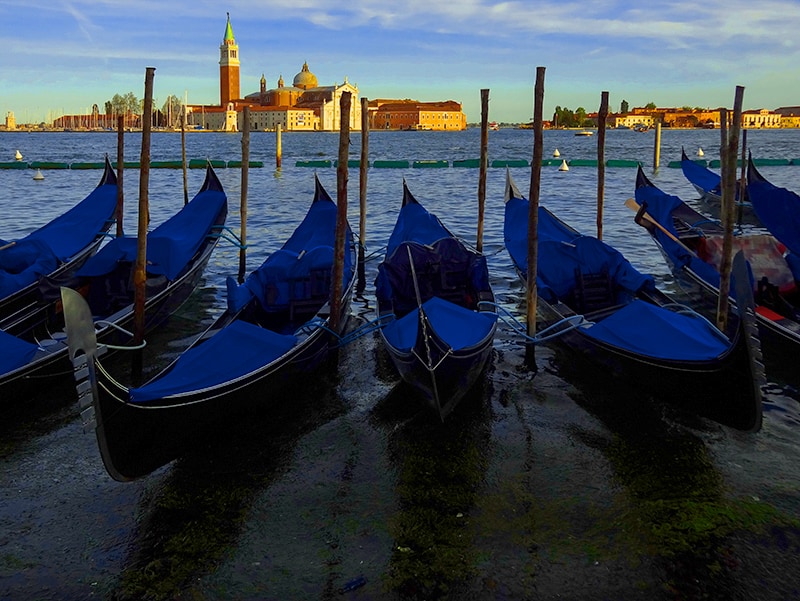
[
  {"left": 30, "top": 161, "right": 69, "bottom": 169},
  {"left": 227, "top": 160, "right": 264, "bottom": 168},
  {"left": 453, "top": 159, "right": 480, "bottom": 168},
  {"left": 373, "top": 160, "right": 409, "bottom": 168},
  {"left": 568, "top": 159, "right": 598, "bottom": 167},
  {"left": 491, "top": 159, "right": 528, "bottom": 168},
  {"left": 333, "top": 159, "right": 367, "bottom": 168},
  {"left": 0, "top": 162, "right": 29, "bottom": 170},
  {"left": 413, "top": 160, "right": 449, "bottom": 168}
]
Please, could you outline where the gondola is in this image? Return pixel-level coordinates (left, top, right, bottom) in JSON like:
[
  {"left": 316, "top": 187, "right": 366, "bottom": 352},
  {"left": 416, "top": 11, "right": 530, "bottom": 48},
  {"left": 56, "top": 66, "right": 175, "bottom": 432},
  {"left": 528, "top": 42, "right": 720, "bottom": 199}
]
[
  {"left": 0, "top": 156, "right": 117, "bottom": 328},
  {"left": 679, "top": 147, "right": 757, "bottom": 224},
  {"left": 505, "top": 170, "right": 763, "bottom": 431},
  {"left": 634, "top": 164, "right": 800, "bottom": 352},
  {"left": 0, "top": 163, "right": 227, "bottom": 402},
  {"left": 375, "top": 181, "right": 497, "bottom": 421},
  {"left": 62, "top": 175, "right": 356, "bottom": 481}
]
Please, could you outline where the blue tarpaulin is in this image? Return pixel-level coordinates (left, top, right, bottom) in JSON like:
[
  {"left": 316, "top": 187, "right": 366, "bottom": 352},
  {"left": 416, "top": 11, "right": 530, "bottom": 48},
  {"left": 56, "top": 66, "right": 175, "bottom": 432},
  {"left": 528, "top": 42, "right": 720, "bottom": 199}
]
[
  {"left": 0, "top": 329, "right": 38, "bottom": 377},
  {"left": 130, "top": 320, "right": 297, "bottom": 402},
  {"left": 78, "top": 185, "right": 226, "bottom": 281},
  {"left": 582, "top": 299, "right": 728, "bottom": 360},
  {"left": 382, "top": 295, "right": 497, "bottom": 352}
]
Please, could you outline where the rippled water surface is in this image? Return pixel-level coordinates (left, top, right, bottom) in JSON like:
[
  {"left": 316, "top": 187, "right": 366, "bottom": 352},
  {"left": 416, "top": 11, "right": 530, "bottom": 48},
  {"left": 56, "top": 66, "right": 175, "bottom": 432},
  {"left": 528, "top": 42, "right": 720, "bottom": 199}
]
[{"left": 1, "top": 128, "right": 799, "bottom": 600}]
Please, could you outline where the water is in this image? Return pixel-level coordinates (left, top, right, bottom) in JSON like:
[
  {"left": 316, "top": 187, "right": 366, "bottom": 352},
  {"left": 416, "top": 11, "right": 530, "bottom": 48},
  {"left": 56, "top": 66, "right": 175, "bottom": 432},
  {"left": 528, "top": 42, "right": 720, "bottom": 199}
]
[{"left": 1, "top": 129, "right": 800, "bottom": 600}]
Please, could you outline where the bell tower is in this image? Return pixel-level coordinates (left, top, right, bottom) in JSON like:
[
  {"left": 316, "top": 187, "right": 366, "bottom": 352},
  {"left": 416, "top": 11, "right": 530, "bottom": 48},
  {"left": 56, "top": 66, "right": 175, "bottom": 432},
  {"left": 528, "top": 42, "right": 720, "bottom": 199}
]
[{"left": 219, "top": 13, "right": 240, "bottom": 106}]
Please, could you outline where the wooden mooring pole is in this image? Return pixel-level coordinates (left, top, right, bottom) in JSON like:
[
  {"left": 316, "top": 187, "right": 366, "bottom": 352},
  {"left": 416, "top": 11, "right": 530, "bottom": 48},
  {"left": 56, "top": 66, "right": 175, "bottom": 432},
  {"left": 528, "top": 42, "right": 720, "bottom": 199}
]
[
  {"left": 716, "top": 86, "right": 745, "bottom": 333},
  {"left": 653, "top": 121, "right": 662, "bottom": 171},
  {"left": 132, "top": 66, "right": 155, "bottom": 379},
  {"left": 525, "top": 67, "right": 545, "bottom": 371},
  {"left": 116, "top": 115, "right": 124, "bottom": 238},
  {"left": 596, "top": 91, "right": 608, "bottom": 240},
  {"left": 330, "top": 91, "right": 351, "bottom": 336},
  {"left": 238, "top": 106, "right": 250, "bottom": 283},
  {"left": 477, "top": 89, "right": 489, "bottom": 253},
  {"left": 356, "top": 96, "right": 369, "bottom": 297},
  {"left": 276, "top": 123, "right": 282, "bottom": 169},
  {"left": 181, "top": 108, "right": 189, "bottom": 205}
]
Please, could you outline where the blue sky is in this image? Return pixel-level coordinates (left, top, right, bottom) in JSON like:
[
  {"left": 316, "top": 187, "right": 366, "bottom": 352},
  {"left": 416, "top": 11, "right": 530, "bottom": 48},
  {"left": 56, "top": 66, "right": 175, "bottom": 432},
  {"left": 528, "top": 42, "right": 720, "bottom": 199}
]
[{"left": 2, "top": 0, "right": 799, "bottom": 124}]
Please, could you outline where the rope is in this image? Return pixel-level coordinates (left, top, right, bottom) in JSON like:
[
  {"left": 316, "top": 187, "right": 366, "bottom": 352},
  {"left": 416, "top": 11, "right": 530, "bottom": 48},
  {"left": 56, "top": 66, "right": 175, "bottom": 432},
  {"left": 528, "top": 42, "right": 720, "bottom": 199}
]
[
  {"left": 92, "top": 320, "right": 148, "bottom": 350},
  {"left": 659, "top": 302, "right": 731, "bottom": 343},
  {"left": 477, "top": 300, "right": 587, "bottom": 344},
  {"left": 292, "top": 313, "right": 394, "bottom": 347}
]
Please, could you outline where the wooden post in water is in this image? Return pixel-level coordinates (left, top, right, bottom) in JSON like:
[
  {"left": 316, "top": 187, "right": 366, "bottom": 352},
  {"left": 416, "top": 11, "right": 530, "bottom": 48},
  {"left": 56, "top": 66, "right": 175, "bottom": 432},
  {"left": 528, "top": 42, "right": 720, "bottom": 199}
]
[
  {"left": 477, "top": 89, "right": 490, "bottom": 253},
  {"left": 738, "top": 128, "right": 748, "bottom": 226},
  {"left": 525, "top": 67, "right": 545, "bottom": 371},
  {"left": 116, "top": 115, "right": 124, "bottom": 238},
  {"left": 330, "top": 91, "right": 351, "bottom": 336},
  {"left": 356, "top": 96, "right": 369, "bottom": 297},
  {"left": 238, "top": 107, "right": 250, "bottom": 283},
  {"left": 716, "top": 87, "right": 745, "bottom": 333},
  {"left": 276, "top": 123, "right": 282, "bottom": 169},
  {"left": 653, "top": 121, "right": 662, "bottom": 171},
  {"left": 181, "top": 107, "right": 189, "bottom": 205},
  {"left": 596, "top": 91, "right": 608, "bottom": 240},
  {"left": 133, "top": 67, "right": 155, "bottom": 375}
]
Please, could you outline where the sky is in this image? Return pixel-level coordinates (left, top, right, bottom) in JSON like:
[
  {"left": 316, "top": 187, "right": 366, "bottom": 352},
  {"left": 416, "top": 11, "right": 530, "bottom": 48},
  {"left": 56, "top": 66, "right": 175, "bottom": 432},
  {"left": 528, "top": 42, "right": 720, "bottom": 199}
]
[{"left": 1, "top": 0, "right": 799, "bottom": 124}]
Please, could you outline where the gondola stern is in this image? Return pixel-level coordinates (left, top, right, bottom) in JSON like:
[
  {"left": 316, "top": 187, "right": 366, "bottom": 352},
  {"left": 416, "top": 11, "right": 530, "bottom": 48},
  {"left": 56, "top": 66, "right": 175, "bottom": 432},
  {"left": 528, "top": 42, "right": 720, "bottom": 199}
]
[
  {"left": 402, "top": 179, "right": 420, "bottom": 207},
  {"left": 731, "top": 250, "right": 765, "bottom": 432},
  {"left": 99, "top": 154, "right": 118, "bottom": 187},
  {"left": 313, "top": 172, "right": 334, "bottom": 203},
  {"left": 200, "top": 160, "right": 225, "bottom": 194},
  {"left": 504, "top": 168, "right": 524, "bottom": 203}
]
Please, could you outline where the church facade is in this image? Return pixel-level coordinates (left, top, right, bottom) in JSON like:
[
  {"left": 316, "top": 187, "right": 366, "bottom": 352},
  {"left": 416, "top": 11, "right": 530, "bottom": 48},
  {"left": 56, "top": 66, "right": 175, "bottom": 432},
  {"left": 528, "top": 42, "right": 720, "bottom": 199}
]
[{"left": 187, "top": 15, "right": 361, "bottom": 132}]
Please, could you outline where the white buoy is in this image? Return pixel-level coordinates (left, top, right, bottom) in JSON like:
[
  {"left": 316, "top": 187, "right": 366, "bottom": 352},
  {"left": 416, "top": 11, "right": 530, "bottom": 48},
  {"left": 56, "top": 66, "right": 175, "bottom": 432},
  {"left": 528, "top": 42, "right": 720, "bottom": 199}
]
[
  {"left": 698, "top": 148, "right": 704, "bottom": 157},
  {"left": 553, "top": 148, "right": 560, "bottom": 158},
  {"left": 15, "top": 150, "right": 22, "bottom": 161},
  {"left": 558, "top": 159, "right": 569, "bottom": 171},
  {"left": 32, "top": 169, "right": 44, "bottom": 181}
]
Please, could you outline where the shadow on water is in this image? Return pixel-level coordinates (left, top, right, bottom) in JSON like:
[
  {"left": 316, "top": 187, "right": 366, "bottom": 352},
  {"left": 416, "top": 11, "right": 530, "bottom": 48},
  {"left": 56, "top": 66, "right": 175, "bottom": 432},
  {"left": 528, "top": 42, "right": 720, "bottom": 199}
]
[
  {"left": 370, "top": 361, "right": 494, "bottom": 600},
  {"left": 550, "top": 349, "right": 799, "bottom": 600},
  {"left": 106, "top": 354, "right": 347, "bottom": 601}
]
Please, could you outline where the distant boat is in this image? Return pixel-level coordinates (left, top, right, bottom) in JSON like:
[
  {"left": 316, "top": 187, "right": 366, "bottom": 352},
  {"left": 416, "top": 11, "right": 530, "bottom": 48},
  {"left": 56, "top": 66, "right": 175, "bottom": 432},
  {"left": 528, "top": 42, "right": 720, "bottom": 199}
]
[
  {"left": 574, "top": 130, "right": 593, "bottom": 137},
  {"left": 489, "top": 121, "right": 499, "bottom": 131}
]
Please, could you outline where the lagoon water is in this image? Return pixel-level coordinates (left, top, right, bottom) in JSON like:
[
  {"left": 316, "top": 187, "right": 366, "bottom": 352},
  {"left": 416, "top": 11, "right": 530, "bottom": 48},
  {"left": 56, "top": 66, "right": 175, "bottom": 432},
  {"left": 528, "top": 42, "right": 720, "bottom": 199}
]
[{"left": 1, "top": 128, "right": 799, "bottom": 600}]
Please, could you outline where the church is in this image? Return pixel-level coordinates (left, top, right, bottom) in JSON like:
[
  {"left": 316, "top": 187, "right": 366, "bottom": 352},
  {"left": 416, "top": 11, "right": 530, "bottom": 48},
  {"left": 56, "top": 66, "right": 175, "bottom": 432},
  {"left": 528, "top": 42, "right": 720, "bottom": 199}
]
[{"left": 187, "top": 14, "right": 361, "bottom": 132}]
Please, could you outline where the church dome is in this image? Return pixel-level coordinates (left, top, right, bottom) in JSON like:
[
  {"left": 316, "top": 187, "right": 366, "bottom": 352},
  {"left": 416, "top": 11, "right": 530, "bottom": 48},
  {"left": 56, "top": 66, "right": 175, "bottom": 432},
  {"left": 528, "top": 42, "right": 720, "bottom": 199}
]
[{"left": 293, "top": 62, "right": 318, "bottom": 90}]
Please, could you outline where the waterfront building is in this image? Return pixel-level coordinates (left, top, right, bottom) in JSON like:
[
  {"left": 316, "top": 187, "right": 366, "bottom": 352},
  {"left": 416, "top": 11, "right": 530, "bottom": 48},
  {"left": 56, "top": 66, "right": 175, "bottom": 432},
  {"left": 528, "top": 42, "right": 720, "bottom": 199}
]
[
  {"left": 367, "top": 99, "right": 467, "bottom": 131},
  {"left": 742, "top": 109, "right": 782, "bottom": 128},
  {"left": 4, "top": 112, "right": 15, "bottom": 130},
  {"left": 186, "top": 15, "right": 361, "bottom": 132}
]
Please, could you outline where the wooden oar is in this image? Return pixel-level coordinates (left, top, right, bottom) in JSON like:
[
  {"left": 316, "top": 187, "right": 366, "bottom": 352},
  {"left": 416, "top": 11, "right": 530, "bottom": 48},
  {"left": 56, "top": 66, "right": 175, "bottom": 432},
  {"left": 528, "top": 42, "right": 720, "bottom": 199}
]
[
  {"left": 0, "top": 241, "right": 16, "bottom": 251},
  {"left": 624, "top": 198, "right": 684, "bottom": 246}
]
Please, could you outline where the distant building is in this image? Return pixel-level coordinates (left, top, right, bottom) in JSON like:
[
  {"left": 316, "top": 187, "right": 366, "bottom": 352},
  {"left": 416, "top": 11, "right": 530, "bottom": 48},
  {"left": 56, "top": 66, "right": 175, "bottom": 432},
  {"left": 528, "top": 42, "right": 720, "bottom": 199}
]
[
  {"left": 367, "top": 99, "right": 467, "bottom": 130},
  {"left": 741, "top": 109, "right": 782, "bottom": 128},
  {"left": 186, "top": 14, "right": 361, "bottom": 132},
  {"left": 4, "top": 112, "right": 15, "bottom": 130}
]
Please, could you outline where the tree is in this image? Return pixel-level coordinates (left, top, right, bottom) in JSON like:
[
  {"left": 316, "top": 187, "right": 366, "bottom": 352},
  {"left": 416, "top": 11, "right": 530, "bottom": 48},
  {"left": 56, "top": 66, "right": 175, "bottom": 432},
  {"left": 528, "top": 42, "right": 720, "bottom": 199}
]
[
  {"left": 620, "top": 99, "right": 629, "bottom": 114},
  {"left": 645, "top": 101, "right": 657, "bottom": 110}
]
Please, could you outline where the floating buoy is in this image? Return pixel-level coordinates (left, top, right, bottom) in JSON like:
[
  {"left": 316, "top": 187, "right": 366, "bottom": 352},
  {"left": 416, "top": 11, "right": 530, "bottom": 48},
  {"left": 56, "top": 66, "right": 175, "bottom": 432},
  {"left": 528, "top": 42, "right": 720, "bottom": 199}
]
[
  {"left": 15, "top": 150, "right": 22, "bottom": 161},
  {"left": 32, "top": 169, "right": 44, "bottom": 180},
  {"left": 698, "top": 148, "right": 704, "bottom": 157},
  {"left": 553, "top": 149, "right": 560, "bottom": 158},
  {"left": 558, "top": 159, "right": 569, "bottom": 171}
]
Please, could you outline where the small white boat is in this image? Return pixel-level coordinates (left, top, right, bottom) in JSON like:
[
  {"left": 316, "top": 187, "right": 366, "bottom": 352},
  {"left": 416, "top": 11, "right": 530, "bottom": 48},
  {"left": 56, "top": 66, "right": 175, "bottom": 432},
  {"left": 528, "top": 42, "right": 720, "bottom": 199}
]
[{"left": 574, "top": 130, "right": 593, "bottom": 137}]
